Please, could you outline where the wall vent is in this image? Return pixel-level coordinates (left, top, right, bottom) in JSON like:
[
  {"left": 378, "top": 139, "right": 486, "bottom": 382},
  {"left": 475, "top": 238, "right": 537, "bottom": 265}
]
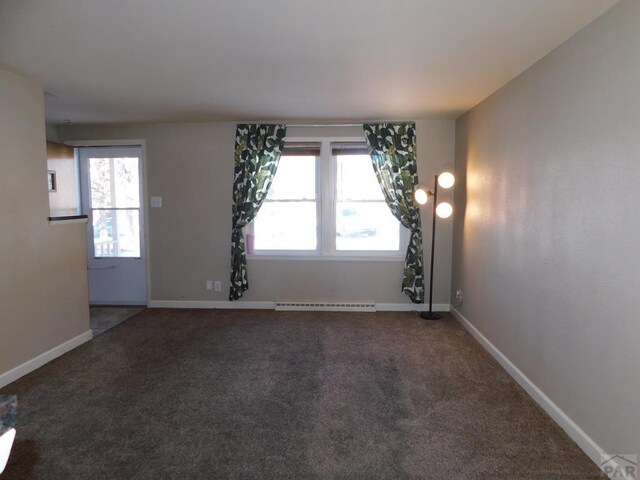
[{"left": 275, "top": 302, "right": 376, "bottom": 312}]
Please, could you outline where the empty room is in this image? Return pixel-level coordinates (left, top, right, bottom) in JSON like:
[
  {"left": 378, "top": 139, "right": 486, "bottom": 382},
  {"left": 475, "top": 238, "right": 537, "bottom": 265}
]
[{"left": 0, "top": 0, "right": 638, "bottom": 478}]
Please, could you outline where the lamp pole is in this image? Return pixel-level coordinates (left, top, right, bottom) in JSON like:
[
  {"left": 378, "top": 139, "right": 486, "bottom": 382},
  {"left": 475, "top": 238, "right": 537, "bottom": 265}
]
[
  {"left": 421, "top": 174, "right": 442, "bottom": 320},
  {"left": 414, "top": 171, "right": 454, "bottom": 320}
]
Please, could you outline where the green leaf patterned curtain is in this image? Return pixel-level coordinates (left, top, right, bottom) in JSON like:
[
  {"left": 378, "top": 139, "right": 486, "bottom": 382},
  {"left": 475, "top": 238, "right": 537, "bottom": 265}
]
[
  {"left": 229, "top": 124, "right": 286, "bottom": 300},
  {"left": 363, "top": 123, "right": 424, "bottom": 303}
]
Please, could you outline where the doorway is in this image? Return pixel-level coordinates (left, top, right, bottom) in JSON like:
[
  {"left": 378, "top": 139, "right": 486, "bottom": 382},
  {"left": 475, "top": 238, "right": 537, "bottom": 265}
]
[{"left": 78, "top": 146, "right": 147, "bottom": 307}]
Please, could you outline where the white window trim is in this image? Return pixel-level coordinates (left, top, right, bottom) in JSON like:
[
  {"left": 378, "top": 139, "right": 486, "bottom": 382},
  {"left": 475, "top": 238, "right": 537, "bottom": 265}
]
[{"left": 248, "top": 136, "right": 408, "bottom": 261}]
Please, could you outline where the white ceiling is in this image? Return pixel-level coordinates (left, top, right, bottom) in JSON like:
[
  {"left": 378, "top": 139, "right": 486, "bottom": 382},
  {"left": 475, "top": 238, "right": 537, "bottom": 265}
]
[{"left": 0, "top": 0, "right": 619, "bottom": 124}]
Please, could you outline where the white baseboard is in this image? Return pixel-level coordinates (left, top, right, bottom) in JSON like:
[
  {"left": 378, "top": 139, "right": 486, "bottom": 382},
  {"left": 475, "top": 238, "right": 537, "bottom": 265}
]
[
  {"left": 148, "top": 300, "right": 276, "bottom": 309},
  {"left": 149, "top": 300, "right": 452, "bottom": 313},
  {"left": 376, "top": 303, "right": 451, "bottom": 312},
  {"left": 451, "top": 308, "right": 607, "bottom": 472},
  {"left": 0, "top": 330, "right": 93, "bottom": 389}
]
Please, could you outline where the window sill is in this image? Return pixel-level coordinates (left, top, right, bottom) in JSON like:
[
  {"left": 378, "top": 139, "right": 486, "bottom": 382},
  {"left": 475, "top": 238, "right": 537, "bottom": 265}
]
[
  {"left": 48, "top": 215, "right": 88, "bottom": 225},
  {"left": 247, "top": 254, "right": 404, "bottom": 262}
]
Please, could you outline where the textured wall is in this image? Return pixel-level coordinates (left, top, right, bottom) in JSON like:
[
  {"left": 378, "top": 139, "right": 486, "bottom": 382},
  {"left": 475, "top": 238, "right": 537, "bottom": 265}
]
[
  {"left": 452, "top": 0, "right": 639, "bottom": 454},
  {"left": 61, "top": 120, "right": 455, "bottom": 305},
  {"left": 0, "top": 69, "right": 89, "bottom": 376}
]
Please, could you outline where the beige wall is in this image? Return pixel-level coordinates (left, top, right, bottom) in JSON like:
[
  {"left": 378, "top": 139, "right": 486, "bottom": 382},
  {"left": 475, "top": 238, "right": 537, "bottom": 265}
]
[
  {"left": 45, "top": 123, "right": 62, "bottom": 143},
  {"left": 61, "top": 120, "right": 455, "bottom": 305},
  {"left": 0, "top": 69, "right": 90, "bottom": 376},
  {"left": 452, "top": 0, "right": 639, "bottom": 455}
]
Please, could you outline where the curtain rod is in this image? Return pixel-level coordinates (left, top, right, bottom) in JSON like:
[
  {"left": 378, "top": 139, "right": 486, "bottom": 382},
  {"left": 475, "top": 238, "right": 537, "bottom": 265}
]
[
  {"left": 283, "top": 121, "right": 414, "bottom": 127},
  {"left": 242, "top": 122, "right": 413, "bottom": 127},
  {"left": 285, "top": 123, "right": 363, "bottom": 128}
]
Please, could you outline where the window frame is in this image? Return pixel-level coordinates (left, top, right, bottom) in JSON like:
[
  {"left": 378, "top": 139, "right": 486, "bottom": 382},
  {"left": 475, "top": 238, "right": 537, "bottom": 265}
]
[
  {"left": 248, "top": 137, "right": 407, "bottom": 261},
  {"left": 249, "top": 152, "right": 322, "bottom": 257}
]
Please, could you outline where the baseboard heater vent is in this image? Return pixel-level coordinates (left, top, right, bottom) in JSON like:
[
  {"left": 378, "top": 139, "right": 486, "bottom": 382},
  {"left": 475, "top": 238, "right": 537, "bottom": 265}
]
[{"left": 275, "top": 302, "right": 376, "bottom": 312}]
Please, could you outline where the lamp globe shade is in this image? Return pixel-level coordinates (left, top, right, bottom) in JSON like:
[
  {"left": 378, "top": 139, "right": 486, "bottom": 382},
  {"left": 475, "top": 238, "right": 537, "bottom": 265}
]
[
  {"left": 438, "top": 172, "right": 455, "bottom": 189},
  {"left": 436, "top": 202, "right": 453, "bottom": 218},
  {"left": 414, "top": 186, "right": 429, "bottom": 205}
]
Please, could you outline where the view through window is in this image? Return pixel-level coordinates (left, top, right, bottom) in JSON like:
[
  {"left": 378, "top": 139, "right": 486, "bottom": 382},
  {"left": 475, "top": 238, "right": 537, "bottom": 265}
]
[
  {"left": 89, "top": 157, "right": 141, "bottom": 257},
  {"left": 253, "top": 155, "right": 317, "bottom": 251},
  {"left": 335, "top": 154, "right": 400, "bottom": 251},
  {"left": 251, "top": 140, "right": 402, "bottom": 256}
]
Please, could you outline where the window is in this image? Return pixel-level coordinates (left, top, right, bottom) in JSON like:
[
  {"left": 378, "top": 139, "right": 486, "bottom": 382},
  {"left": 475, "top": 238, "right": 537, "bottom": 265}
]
[
  {"left": 335, "top": 154, "right": 400, "bottom": 251},
  {"left": 250, "top": 138, "right": 403, "bottom": 258},
  {"left": 253, "top": 154, "right": 318, "bottom": 252},
  {"left": 88, "top": 156, "right": 141, "bottom": 257}
]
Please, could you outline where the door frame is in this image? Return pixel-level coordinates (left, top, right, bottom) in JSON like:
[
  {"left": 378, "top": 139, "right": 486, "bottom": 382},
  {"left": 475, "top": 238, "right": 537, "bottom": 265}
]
[{"left": 66, "top": 139, "right": 150, "bottom": 306}]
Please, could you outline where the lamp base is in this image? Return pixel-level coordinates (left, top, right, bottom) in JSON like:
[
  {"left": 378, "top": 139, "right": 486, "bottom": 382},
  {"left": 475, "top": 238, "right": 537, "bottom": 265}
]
[{"left": 420, "top": 311, "right": 443, "bottom": 320}]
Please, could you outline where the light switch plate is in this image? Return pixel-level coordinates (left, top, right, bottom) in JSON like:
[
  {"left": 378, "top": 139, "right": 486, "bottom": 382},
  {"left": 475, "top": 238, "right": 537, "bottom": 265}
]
[{"left": 150, "top": 196, "right": 162, "bottom": 208}]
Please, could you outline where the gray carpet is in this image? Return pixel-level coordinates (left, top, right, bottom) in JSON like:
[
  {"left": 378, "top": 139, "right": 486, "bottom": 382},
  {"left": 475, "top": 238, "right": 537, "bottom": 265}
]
[{"left": 0, "top": 309, "right": 605, "bottom": 479}]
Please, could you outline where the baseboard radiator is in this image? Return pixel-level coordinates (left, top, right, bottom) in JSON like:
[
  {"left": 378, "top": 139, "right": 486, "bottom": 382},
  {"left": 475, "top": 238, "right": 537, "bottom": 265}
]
[{"left": 275, "top": 302, "right": 376, "bottom": 312}]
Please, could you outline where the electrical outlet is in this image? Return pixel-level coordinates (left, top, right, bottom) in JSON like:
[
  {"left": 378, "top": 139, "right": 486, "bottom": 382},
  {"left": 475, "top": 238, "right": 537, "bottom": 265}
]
[
  {"left": 214, "top": 281, "right": 222, "bottom": 292},
  {"left": 455, "top": 289, "right": 463, "bottom": 304},
  {"left": 206, "top": 280, "right": 213, "bottom": 291}
]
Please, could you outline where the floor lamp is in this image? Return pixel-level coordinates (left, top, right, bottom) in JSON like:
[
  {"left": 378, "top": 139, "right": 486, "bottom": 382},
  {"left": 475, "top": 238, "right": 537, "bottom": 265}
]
[{"left": 414, "top": 172, "right": 455, "bottom": 320}]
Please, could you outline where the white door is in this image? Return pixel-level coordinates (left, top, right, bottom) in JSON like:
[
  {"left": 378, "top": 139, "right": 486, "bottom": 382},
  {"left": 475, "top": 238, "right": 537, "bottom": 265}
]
[{"left": 79, "top": 146, "right": 147, "bottom": 305}]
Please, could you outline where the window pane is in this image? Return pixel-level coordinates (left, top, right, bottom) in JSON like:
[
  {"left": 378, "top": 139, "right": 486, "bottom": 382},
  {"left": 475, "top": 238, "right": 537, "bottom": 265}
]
[
  {"left": 113, "top": 157, "right": 140, "bottom": 208},
  {"left": 336, "top": 155, "right": 384, "bottom": 200},
  {"left": 93, "top": 209, "right": 140, "bottom": 257},
  {"left": 89, "top": 158, "right": 112, "bottom": 208},
  {"left": 267, "top": 156, "right": 315, "bottom": 200},
  {"left": 336, "top": 201, "right": 400, "bottom": 251},
  {"left": 89, "top": 157, "right": 139, "bottom": 208},
  {"left": 254, "top": 202, "right": 317, "bottom": 250}
]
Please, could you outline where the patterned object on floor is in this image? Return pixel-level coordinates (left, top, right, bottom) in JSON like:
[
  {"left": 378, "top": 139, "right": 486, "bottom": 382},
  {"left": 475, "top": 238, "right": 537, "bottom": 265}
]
[{"left": 0, "top": 396, "right": 17, "bottom": 434}]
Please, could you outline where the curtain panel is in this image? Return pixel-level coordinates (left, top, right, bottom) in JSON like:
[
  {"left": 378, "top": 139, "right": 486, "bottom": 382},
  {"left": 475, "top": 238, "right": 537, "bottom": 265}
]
[
  {"left": 229, "top": 124, "right": 286, "bottom": 300},
  {"left": 363, "top": 123, "right": 425, "bottom": 303}
]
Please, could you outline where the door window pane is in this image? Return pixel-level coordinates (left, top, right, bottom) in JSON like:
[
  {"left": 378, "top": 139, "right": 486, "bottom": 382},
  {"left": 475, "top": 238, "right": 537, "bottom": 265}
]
[
  {"left": 89, "top": 158, "right": 112, "bottom": 208},
  {"left": 92, "top": 209, "right": 140, "bottom": 257},
  {"left": 90, "top": 157, "right": 140, "bottom": 208},
  {"left": 89, "top": 155, "right": 141, "bottom": 258}
]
